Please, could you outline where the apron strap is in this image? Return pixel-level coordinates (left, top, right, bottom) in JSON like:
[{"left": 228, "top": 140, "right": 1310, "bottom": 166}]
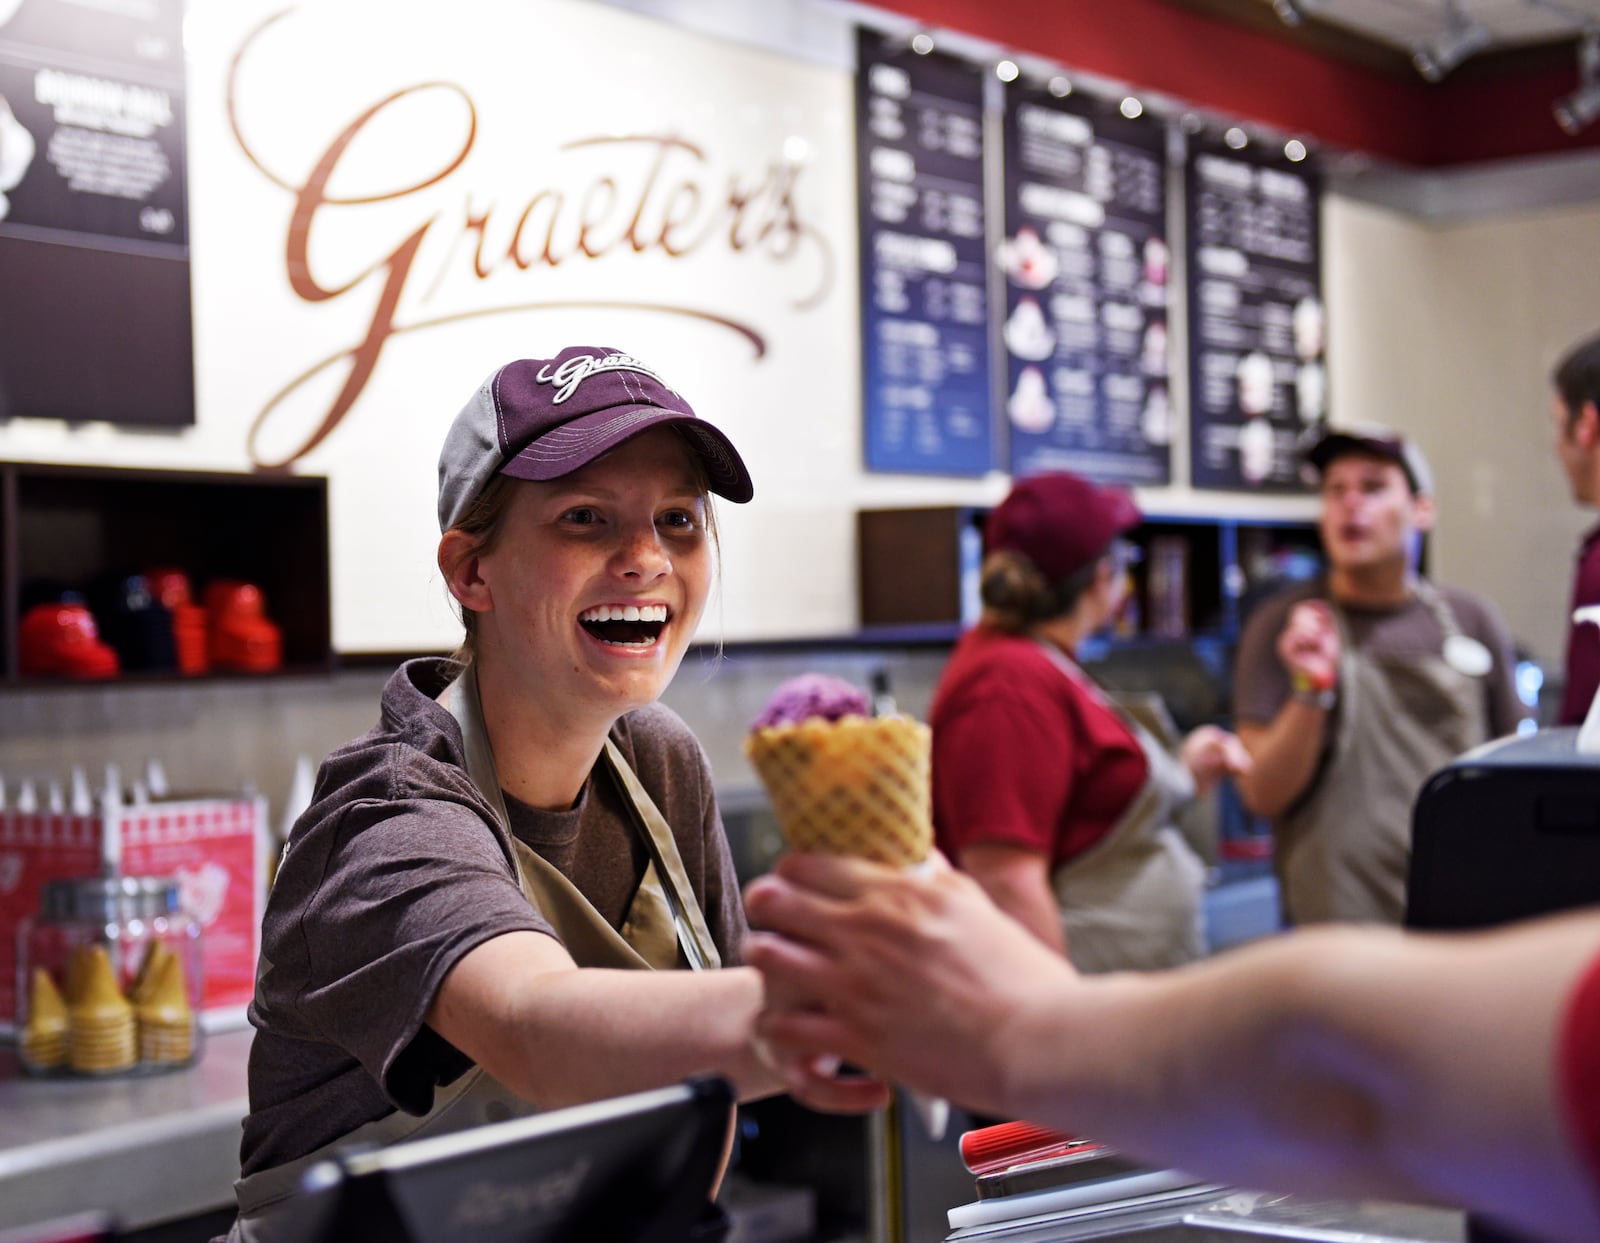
[{"left": 603, "top": 739, "right": 720, "bottom": 971}]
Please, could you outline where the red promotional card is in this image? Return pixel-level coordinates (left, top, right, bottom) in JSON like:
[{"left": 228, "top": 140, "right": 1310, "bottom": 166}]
[{"left": 0, "top": 796, "right": 268, "bottom": 1032}]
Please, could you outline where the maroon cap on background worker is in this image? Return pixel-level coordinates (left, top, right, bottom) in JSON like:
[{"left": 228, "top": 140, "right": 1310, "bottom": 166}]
[{"left": 984, "top": 471, "right": 1142, "bottom": 583}]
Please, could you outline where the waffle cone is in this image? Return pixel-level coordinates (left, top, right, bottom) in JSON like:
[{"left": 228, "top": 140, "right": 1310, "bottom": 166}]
[
  {"left": 132, "top": 942, "right": 174, "bottom": 1006},
  {"left": 28, "top": 968, "right": 68, "bottom": 1027},
  {"left": 744, "top": 715, "right": 932, "bottom": 867},
  {"left": 74, "top": 946, "right": 130, "bottom": 1019}
]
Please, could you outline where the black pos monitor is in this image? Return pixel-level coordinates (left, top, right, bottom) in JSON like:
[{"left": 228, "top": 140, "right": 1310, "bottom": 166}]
[
  {"left": 271, "top": 1077, "right": 735, "bottom": 1243},
  {"left": 1408, "top": 726, "right": 1600, "bottom": 1243}
]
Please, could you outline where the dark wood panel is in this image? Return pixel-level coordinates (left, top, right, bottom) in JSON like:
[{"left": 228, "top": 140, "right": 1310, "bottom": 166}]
[{"left": 2, "top": 461, "right": 331, "bottom": 683}]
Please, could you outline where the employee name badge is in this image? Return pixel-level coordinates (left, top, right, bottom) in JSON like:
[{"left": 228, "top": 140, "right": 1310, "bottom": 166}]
[{"left": 1443, "top": 634, "right": 1493, "bottom": 678}]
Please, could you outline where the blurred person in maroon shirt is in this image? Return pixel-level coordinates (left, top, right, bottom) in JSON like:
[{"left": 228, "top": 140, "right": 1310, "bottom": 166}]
[{"left": 1552, "top": 331, "right": 1600, "bottom": 725}]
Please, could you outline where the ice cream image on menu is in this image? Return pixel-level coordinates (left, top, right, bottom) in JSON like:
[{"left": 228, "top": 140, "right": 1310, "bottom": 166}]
[
  {"left": 1143, "top": 235, "right": 1170, "bottom": 285},
  {"left": 1142, "top": 384, "right": 1172, "bottom": 446},
  {"left": 0, "top": 95, "right": 36, "bottom": 223},
  {"left": 1293, "top": 296, "right": 1325, "bottom": 361},
  {"left": 1141, "top": 318, "right": 1168, "bottom": 376},
  {"left": 1004, "top": 297, "right": 1056, "bottom": 362},
  {"left": 999, "top": 226, "right": 1058, "bottom": 290},
  {"left": 1296, "top": 362, "right": 1327, "bottom": 423},
  {"left": 1236, "top": 350, "right": 1276, "bottom": 417},
  {"left": 1008, "top": 365, "right": 1055, "bottom": 433},
  {"left": 1140, "top": 235, "right": 1170, "bottom": 305},
  {"left": 1239, "top": 416, "right": 1276, "bottom": 483}
]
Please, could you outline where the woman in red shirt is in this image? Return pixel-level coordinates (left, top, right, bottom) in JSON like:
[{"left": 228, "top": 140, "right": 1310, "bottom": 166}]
[{"left": 931, "top": 472, "right": 1249, "bottom": 971}]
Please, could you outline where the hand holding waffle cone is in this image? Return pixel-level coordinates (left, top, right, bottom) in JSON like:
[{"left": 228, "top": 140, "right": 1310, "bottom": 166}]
[{"left": 744, "top": 674, "right": 947, "bottom": 1137}]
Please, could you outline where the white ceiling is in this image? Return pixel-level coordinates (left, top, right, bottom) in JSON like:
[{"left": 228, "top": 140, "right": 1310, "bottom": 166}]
[{"left": 1279, "top": 0, "right": 1600, "bottom": 50}]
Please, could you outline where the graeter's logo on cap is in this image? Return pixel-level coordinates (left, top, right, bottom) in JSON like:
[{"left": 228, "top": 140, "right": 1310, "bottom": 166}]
[{"left": 534, "top": 352, "right": 677, "bottom": 405}]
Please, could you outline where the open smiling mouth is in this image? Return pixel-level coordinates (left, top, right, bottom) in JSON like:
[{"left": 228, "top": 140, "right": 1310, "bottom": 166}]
[{"left": 579, "top": 604, "right": 669, "bottom": 648}]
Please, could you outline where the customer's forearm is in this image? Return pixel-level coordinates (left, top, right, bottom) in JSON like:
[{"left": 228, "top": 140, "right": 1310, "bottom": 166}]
[{"left": 1006, "top": 918, "right": 1600, "bottom": 1243}]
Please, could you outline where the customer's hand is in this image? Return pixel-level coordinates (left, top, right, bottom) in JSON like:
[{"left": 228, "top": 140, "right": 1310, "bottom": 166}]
[
  {"left": 743, "top": 851, "right": 1075, "bottom": 1119},
  {"left": 1180, "top": 725, "right": 1253, "bottom": 797}
]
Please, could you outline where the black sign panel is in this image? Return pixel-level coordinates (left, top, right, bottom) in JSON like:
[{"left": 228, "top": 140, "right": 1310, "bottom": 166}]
[
  {"left": 0, "top": 0, "right": 192, "bottom": 427},
  {"left": 857, "top": 27, "right": 994, "bottom": 477},
  {"left": 1185, "top": 139, "right": 1324, "bottom": 491},
  {"left": 1000, "top": 87, "right": 1171, "bottom": 486}
]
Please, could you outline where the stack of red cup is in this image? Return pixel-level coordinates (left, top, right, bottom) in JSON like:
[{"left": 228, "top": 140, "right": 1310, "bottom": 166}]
[
  {"left": 19, "top": 603, "right": 120, "bottom": 679},
  {"left": 203, "top": 580, "right": 283, "bottom": 673},
  {"left": 145, "top": 569, "right": 209, "bottom": 676}
]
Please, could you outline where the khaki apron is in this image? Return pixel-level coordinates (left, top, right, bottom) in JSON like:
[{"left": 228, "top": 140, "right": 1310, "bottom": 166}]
[
  {"left": 225, "top": 665, "right": 720, "bottom": 1241},
  {"left": 1038, "top": 643, "right": 1208, "bottom": 974},
  {"left": 1276, "top": 582, "right": 1490, "bottom": 926}
]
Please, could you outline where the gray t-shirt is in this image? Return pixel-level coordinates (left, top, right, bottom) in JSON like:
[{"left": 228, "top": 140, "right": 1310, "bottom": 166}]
[
  {"left": 239, "top": 657, "right": 746, "bottom": 1176},
  {"left": 1233, "top": 578, "right": 1526, "bottom": 736}
]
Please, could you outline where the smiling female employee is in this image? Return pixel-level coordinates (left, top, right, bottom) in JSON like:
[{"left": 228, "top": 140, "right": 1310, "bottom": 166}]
[{"left": 222, "top": 346, "right": 851, "bottom": 1241}]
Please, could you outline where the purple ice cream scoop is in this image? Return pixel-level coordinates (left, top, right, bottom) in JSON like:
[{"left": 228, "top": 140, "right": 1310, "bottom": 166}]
[{"left": 752, "top": 673, "right": 871, "bottom": 730}]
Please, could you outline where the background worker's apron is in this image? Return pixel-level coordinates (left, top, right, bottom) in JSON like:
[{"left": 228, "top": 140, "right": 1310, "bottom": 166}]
[
  {"left": 1038, "top": 643, "right": 1208, "bottom": 974},
  {"left": 1275, "top": 582, "right": 1489, "bottom": 926},
  {"left": 225, "top": 666, "right": 720, "bottom": 1242}
]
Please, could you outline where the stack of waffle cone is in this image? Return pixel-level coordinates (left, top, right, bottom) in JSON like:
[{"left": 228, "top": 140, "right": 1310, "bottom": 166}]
[
  {"left": 68, "top": 945, "right": 137, "bottom": 1073},
  {"left": 132, "top": 943, "right": 195, "bottom": 1065},
  {"left": 744, "top": 714, "right": 933, "bottom": 867},
  {"left": 64, "top": 941, "right": 94, "bottom": 1009},
  {"left": 21, "top": 968, "right": 69, "bottom": 1070}
]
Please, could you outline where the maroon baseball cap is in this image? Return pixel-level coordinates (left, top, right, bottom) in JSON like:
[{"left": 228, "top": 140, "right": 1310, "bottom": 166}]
[
  {"left": 985, "top": 472, "right": 1142, "bottom": 583},
  {"left": 437, "top": 345, "right": 754, "bottom": 530}
]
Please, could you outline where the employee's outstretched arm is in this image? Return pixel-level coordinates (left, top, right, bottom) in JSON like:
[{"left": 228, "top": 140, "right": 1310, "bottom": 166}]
[{"left": 744, "top": 853, "right": 1600, "bottom": 1243}]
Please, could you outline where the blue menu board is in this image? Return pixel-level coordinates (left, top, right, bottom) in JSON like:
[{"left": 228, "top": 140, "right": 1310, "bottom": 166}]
[
  {"left": 1186, "top": 138, "right": 1324, "bottom": 491},
  {"left": 1000, "top": 86, "right": 1171, "bottom": 485},
  {"left": 0, "top": 0, "right": 192, "bottom": 426},
  {"left": 857, "top": 27, "right": 995, "bottom": 477}
]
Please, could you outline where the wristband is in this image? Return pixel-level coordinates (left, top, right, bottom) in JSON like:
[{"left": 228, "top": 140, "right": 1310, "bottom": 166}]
[{"left": 1290, "top": 670, "right": 1336, "bottom": 710}]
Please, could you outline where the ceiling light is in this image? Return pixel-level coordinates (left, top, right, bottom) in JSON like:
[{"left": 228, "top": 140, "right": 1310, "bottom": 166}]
[
  {"left": 1411, "top": 0, "right": 1491, "bottom": 82},
  {"left": 1284, "top": 138, "right": 1309, "bottom": 162},
  {"left": 1554, "top": 34, "right": 1600, "bottom": 134},
  {"left": 1272, "top": 0, "right": 1314, "bottom": 25},
  {"left": 910, "top": 32, "right": 934, "bottom": 55},
  {"left": 995, "top": 59, "right": 1019, "bottom": 82},
  {"left": 1047, "top": 75, "right": 1072, "bottom": 98},
  {"left": 1120, "top": 96, "right": 1143, "bottom": 119},
  {"left": 1224, "top": 126, "right": 1248, "bottom": 150}
]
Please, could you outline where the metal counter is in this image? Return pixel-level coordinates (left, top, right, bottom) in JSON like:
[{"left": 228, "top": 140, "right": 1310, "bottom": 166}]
[
  {"left": 0, "top": 1028, "right": 251, "bottom": 1232},
  {"left": 945, "top": 1181, "right": 1466, "bottom": 1242}
]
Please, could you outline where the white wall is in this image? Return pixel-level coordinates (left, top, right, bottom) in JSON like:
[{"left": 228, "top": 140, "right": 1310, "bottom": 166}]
[
  {"left": 1323, "top": 191, "right": 1600, "bottom": 664},
  {"left": 4, "top": 0, "right": 1598, "bottom": 660}
]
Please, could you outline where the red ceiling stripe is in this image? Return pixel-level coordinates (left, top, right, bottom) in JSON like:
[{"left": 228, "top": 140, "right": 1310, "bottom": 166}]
[{"left": 864, "top": 0, "right": 1600, "bottom": 166}]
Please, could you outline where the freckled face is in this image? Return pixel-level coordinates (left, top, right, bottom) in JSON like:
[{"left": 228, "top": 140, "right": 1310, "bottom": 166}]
[{"left": 474, "top": 427, "right": 712, "bottom": 726}]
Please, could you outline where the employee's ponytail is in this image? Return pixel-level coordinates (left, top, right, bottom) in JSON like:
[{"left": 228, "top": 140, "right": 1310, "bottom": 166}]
[{"left": 980, "top": 547, "right": 1104, "bottom": 632}]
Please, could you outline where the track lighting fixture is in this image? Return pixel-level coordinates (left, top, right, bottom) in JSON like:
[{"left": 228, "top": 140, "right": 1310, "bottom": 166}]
[
  {"left": 1271, "top": 0, "right": 1315, "bottom": 26},
  {"left": 1555, "top": 33, "right": 1600, "bottom": 134},
  {"left": 1411, "top": 0, "right": 1491, "bottom": 82}
]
